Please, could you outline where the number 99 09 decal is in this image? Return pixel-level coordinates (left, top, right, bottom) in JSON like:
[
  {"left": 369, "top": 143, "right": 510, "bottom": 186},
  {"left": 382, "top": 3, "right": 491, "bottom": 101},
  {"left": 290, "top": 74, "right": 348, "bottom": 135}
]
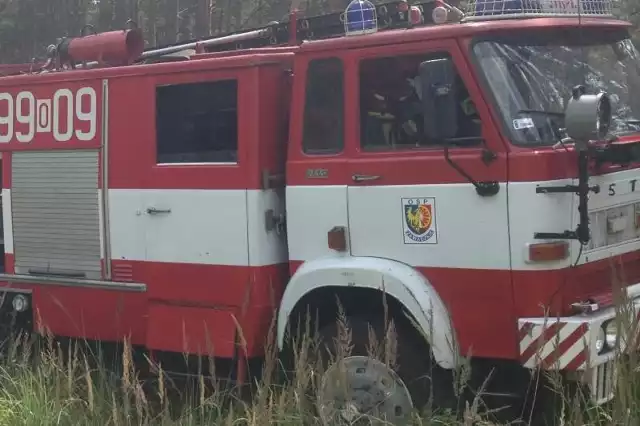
[{"left": 0, "top": 86, "right": 100, "bottom": 146}]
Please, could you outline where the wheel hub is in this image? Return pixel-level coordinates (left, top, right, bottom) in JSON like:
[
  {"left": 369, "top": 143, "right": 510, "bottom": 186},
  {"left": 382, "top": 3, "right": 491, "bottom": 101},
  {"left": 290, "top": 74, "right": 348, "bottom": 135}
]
[{"left": 317, "top": 355, "right": 413, "bottom": 425}]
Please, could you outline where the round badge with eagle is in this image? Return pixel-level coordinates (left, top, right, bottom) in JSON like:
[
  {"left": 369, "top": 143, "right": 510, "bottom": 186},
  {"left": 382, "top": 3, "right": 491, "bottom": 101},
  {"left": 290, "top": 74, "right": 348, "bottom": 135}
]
[{"left": 401, "top": 197, "right": 437, "bottom": 244}]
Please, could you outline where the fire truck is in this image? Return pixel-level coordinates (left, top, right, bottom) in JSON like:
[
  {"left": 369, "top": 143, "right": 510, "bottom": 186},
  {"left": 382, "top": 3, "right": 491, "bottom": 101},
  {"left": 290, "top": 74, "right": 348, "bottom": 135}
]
[{"left": 0, "top": 0, "right": 637, "bottom": 422}]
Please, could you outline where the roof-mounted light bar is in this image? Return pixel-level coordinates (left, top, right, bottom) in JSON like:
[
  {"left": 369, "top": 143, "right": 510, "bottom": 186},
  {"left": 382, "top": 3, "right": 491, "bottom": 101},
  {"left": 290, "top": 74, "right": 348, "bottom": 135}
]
[{"left": 464, "top": 0, "right": 614, "bottom": 21}]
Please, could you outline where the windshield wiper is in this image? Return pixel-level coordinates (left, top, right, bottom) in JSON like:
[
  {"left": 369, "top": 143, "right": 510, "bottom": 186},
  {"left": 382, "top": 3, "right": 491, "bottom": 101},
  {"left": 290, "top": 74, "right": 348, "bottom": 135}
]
[
  {"left": 612, "top": 119, "right": 640, "bottom": 136},
  {"left": 517, "top": 109, "right": 565, "bottom": 118},
  {"left": 620, "top": 119, "right": 640, "bottom": 128},
  {"left": 592, "top": 140, "right": 640, "bottom": 166}
]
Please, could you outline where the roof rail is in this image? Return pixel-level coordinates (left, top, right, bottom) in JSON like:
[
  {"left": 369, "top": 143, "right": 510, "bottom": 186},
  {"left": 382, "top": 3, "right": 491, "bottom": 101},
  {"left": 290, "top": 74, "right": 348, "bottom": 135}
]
[
  {"left": 0, "top": 62, "right": 42, "bottom": 77},
  {"left": 139, "top": 0, "right": 437, "bottom": 61},
  {"left": 1, "top": 0, "right": 438, "bottom": 74}
]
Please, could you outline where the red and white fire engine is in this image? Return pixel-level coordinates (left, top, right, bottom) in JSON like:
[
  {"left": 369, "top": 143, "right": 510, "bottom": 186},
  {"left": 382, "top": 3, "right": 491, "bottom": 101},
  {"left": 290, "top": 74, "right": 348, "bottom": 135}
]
[{"left": 0, "top": 0, "right": 637, "bottom": 421}]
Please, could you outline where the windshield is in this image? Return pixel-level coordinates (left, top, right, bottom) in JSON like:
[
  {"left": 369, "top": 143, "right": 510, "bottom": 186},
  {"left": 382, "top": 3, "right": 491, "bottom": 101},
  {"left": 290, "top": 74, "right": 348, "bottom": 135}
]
[{"left": 473, "top": 28, "right": 640, "bottom": 146}]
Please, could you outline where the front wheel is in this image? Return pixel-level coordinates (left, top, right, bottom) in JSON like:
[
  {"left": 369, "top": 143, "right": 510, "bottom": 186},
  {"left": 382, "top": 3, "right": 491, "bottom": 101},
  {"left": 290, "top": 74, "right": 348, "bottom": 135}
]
[
  {"left": 317, "top": 355, "right": 414, "bottom": 424},
  {"left": 313, "top": 315, "right": 458, "bottom": 425}
]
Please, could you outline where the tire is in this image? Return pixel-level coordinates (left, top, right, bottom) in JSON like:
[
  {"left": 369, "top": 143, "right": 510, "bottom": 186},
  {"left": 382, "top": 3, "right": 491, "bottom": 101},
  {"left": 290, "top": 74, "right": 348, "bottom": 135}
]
[{"left": 311, "top": 314, "right": 460, "bottom": 425}]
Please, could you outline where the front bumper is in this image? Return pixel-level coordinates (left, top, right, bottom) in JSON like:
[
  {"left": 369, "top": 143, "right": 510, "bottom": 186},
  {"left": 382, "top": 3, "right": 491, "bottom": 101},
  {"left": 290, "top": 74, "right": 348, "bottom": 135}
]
[{"left": 517, "top": 283, "right": 640, "bottom": 404}]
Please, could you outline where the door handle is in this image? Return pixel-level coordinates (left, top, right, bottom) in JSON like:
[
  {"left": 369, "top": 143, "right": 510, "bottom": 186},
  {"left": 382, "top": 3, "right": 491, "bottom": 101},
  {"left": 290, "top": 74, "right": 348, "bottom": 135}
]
[
  {"left": 147, "top": 207, "right": 172, "bottom": 215},
  {"left": 352, "top": 174, "right": 381, "bottom": 182}
]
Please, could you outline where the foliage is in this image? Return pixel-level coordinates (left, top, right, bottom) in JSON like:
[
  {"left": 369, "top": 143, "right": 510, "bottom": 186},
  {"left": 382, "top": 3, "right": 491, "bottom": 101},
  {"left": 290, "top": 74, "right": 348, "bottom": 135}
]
[
  {"left": 0, "top": 0, "right": 632, "bottom": 64},
  {"left": 0, "top": 308, "right": 636, "bottom": 426},
  {"left": 0, "top": 0, "right": 350, "bottom": 62}
]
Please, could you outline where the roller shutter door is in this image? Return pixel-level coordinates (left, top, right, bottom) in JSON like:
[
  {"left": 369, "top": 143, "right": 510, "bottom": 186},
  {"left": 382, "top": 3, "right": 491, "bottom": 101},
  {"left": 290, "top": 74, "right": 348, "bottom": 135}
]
[{"left": 11, "top": 150, "right": 101, "bottom": 280}]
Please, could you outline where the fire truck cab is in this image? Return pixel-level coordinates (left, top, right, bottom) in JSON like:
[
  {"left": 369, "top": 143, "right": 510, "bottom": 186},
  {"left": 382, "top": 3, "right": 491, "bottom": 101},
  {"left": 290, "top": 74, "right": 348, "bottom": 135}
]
[{"left": 0, "top": 0, "right": 638, "bottom": 423}]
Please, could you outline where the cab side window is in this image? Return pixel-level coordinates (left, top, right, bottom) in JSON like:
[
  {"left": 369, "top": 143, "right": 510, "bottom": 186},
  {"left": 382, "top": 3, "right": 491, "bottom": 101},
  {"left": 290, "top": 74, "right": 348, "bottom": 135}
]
[
  {"left": 302, "top": 57, "right": 344, "bottom": 154},
  {"left": 359, "top": 52, "right": 482, "bottom": 151}
]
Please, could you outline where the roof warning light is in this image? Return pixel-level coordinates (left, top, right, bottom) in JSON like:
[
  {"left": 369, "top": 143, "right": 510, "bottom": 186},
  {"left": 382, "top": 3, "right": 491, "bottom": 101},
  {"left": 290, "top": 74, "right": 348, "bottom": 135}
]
[{"left": 344, "top": 0, "right": 379, "bottom": 36}]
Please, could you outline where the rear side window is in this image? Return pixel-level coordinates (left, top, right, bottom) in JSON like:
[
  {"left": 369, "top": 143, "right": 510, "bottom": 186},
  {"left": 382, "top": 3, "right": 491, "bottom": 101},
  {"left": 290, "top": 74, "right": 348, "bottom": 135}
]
[
  {"left": 156, "top": 79, "right": 238, "bottom": 164},
  {"left": 302, "top": 58, "right": 344, "bottom": 154}
]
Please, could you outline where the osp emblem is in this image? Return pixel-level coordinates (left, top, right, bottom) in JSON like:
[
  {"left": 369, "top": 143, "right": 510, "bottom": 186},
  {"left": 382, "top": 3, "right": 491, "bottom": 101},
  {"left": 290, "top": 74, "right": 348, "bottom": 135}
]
[{"left": 401, "top": 197, "right": 437, "bottom": 244}]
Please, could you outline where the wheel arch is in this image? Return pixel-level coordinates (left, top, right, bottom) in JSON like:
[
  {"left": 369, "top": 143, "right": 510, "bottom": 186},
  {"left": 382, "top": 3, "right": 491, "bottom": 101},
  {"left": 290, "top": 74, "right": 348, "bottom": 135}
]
[{"left": 277, "top": 256, "right": 459, "bottom": 369}]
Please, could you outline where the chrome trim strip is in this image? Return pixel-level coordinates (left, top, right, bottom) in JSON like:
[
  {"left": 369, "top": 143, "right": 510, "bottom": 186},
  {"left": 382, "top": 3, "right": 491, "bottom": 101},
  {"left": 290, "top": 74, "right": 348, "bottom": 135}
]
[
  {"left": 0, "top": 288, "right": 32, "bottom": 294},
  {"left": 0, "top": 274, "right": 146, "bottom": 292},
  {"left": 101, "top": 78, "right": 112, "bottom": 279}
]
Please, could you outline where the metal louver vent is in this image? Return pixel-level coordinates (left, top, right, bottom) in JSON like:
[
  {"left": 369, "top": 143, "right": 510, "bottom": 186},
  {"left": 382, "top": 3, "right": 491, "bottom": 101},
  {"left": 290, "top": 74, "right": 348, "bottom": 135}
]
[{"left": 11, "top": 150, "right": 101, "bottom": 280}]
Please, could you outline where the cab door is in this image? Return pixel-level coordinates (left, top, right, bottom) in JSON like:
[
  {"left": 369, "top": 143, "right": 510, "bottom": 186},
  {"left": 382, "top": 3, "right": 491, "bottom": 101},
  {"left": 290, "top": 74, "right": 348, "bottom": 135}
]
[
  {"left": 345, "top": 40, "right": 515, "bottom": 359},
  {"left": 285, "top": 56, "right": 351, "bottom": 267}
]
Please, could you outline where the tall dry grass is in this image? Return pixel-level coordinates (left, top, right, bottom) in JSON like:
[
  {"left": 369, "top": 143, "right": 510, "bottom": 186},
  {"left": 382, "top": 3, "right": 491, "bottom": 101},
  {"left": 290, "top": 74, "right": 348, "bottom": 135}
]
[{"left": 0, "top": 301, "right": 637, "bottom": 426}]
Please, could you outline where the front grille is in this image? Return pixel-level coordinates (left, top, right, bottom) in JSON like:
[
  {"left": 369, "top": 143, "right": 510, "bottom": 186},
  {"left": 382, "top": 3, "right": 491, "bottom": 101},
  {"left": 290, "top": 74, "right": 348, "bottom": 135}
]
[
  {"left": 587, "top": 203, "right": 640, "bottom": 251},
  {"left": 590, "top": 360, "right": 616, "bottom": 404}
]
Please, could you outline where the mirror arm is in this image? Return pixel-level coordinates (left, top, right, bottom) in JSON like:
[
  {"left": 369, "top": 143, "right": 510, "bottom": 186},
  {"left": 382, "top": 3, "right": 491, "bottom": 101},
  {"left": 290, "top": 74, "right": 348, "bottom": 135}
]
[
  {"left": 533, "top": 147, "right": 600, "bottom": 243},
  {"left": 575, "top": 148, "right": 593, "bottom": 244},
  {"left": 443, "top": 145, "right": 500, "bottom": 197}
]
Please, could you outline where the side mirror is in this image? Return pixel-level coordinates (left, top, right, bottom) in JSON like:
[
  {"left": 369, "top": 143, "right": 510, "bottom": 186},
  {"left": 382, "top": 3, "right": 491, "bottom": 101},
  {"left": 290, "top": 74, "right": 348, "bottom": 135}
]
[
  {"left": 419, "top": 57, "right": 458, "bottom": 141},
  {"left": 564, "top": 85, "right": 611, "bottom": 145}
]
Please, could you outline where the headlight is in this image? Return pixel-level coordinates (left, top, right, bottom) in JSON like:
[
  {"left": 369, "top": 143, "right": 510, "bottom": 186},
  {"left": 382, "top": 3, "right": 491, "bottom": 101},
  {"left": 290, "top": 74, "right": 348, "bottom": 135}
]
[
  {"left": 11, "top": 294, "right": 28, "bottom": 313},
  {"left": 604, "top": 320, "right": 618, "bottom": 350},
  {"left": 595, "top": 327, "right": 606, "bottom": 354}
]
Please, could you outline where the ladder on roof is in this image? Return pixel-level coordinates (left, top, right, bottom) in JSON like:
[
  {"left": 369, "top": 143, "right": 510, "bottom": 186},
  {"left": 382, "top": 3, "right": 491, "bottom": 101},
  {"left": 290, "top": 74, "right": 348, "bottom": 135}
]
[{"left": 139, "top": 0, "right": 438, "bottom": 61}]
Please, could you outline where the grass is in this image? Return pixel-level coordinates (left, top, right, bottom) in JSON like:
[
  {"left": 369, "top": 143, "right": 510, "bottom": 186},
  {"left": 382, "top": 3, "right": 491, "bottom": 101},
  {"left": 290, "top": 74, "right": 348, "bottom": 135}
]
[{"left": 0, "top": 301, "right": 639, "bottom": 426}]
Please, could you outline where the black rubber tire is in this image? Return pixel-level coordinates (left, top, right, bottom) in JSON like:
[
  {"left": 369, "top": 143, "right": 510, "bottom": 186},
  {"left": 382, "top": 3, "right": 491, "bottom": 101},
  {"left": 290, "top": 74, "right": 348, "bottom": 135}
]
[{"left": 313, "top": 314, "right": 461, "bottom": 421}]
